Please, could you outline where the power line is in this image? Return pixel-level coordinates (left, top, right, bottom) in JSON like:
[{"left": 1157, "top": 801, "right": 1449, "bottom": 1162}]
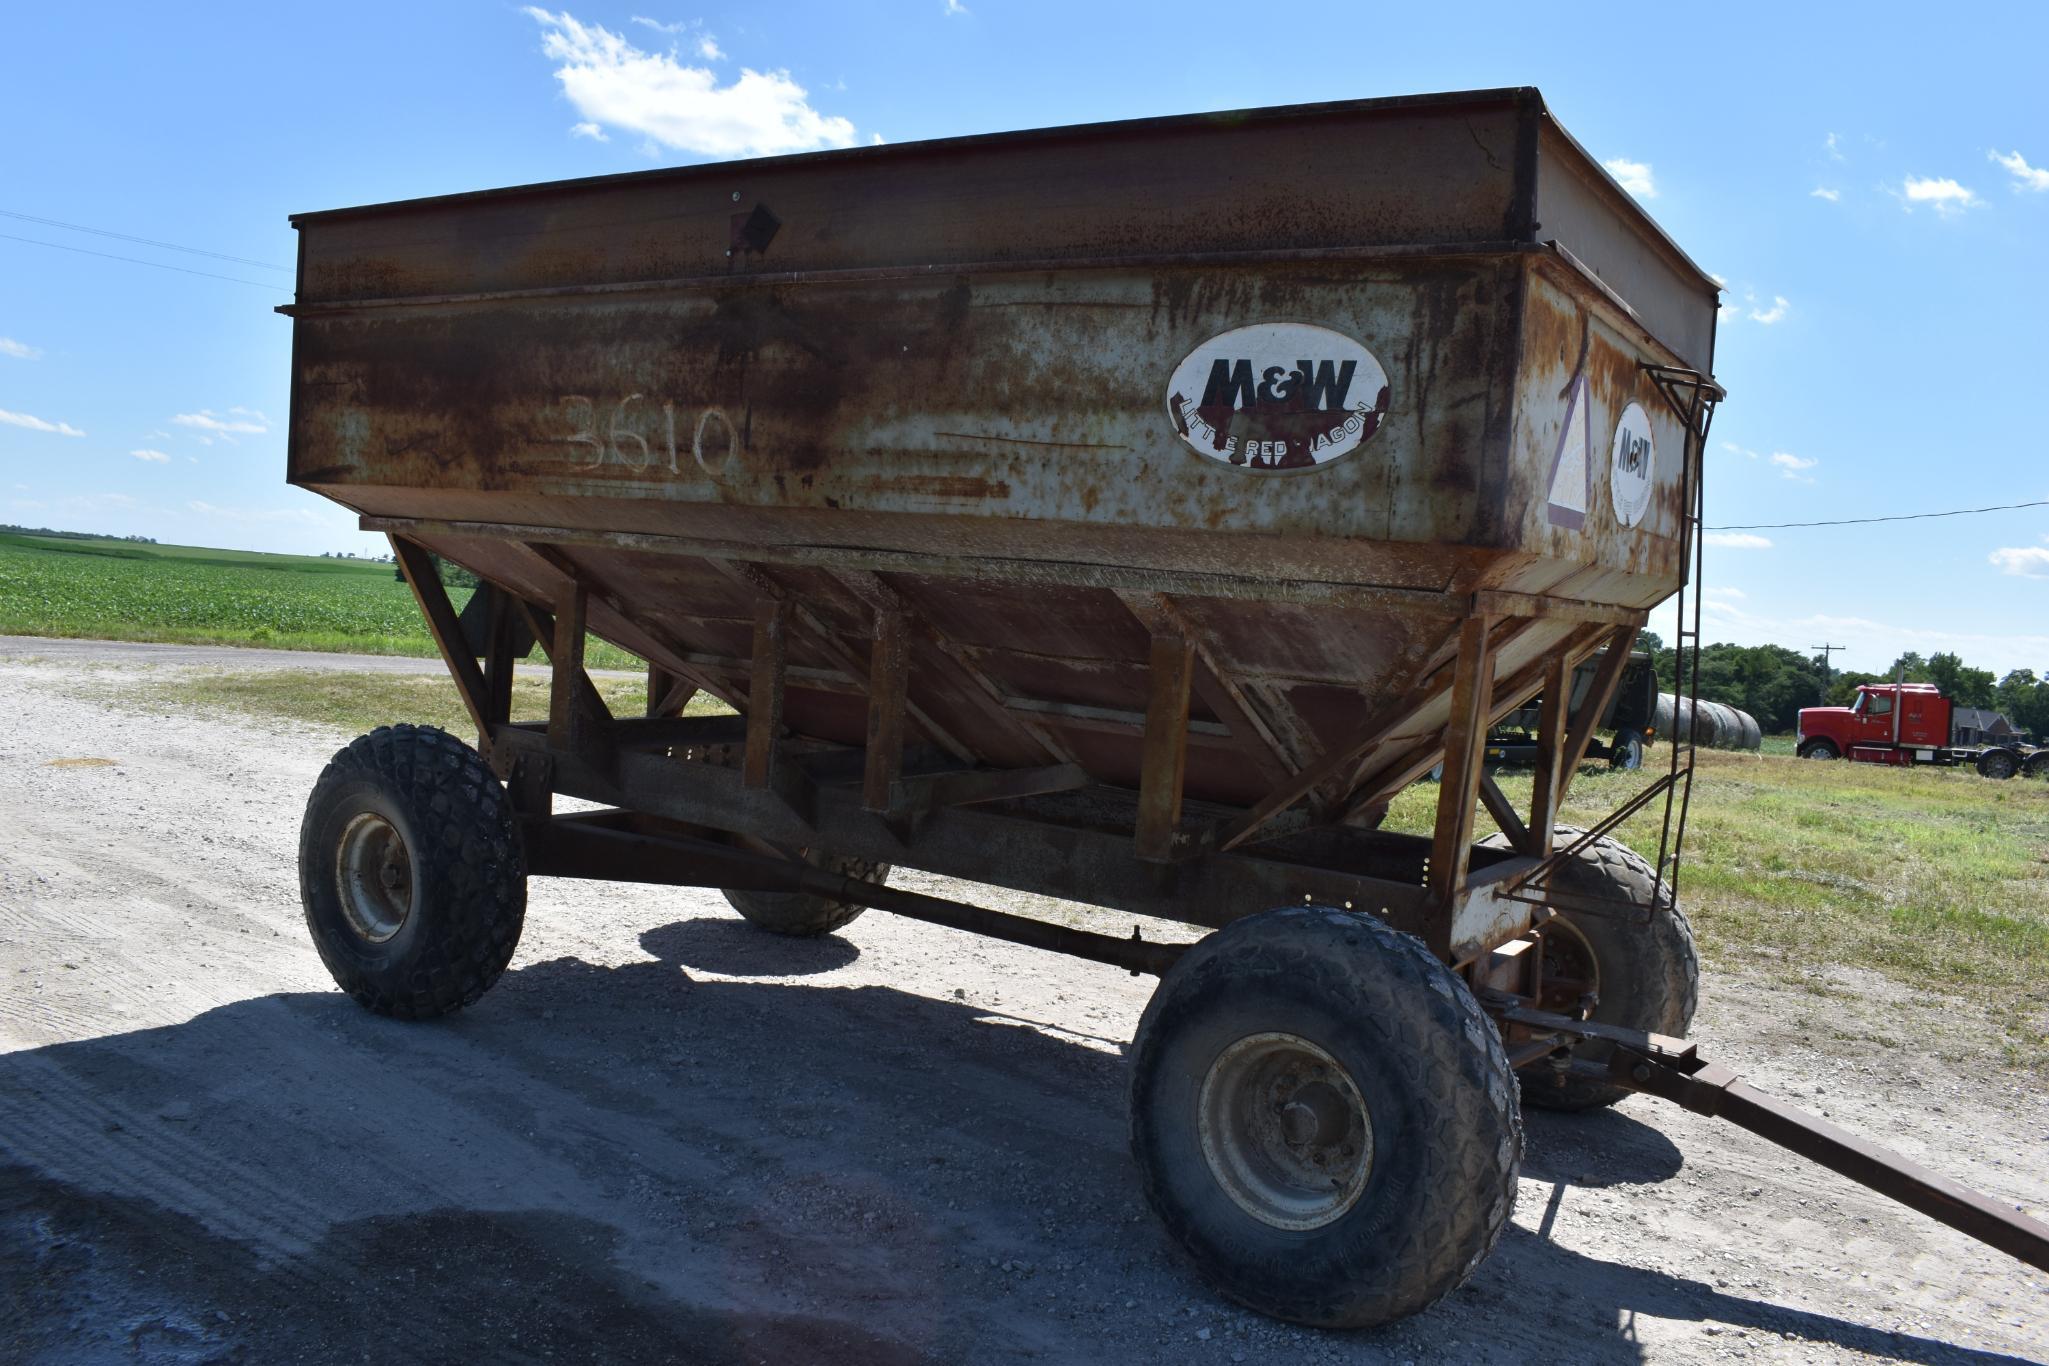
[
  {"left": 0, "top": 208, "right": 289, "bottom": 272},
  {"left": 1706, "top": 498, "right": 2049, "bottom": 531},
  {"left": 0, "top": 232, "right": 288, "bottom": 291}
]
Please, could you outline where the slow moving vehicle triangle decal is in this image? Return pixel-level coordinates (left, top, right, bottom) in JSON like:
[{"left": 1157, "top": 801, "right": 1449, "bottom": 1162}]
[{"left": 1546, "top": 372, "right": 1591, "bottom": 530}]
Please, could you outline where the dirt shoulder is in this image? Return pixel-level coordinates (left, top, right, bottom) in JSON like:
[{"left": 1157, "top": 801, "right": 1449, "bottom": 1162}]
[
  {"left": 0, "top": 655, "right": 2043, "bottom": 1365},
  {"left": 0, "top": 634, "right": 642, "bottom": 677}
]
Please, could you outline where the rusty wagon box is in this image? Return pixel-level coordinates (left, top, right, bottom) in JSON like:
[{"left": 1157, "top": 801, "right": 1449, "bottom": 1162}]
[{"left": 280, "top": 88, "right": 2046, "bottom": 1328}]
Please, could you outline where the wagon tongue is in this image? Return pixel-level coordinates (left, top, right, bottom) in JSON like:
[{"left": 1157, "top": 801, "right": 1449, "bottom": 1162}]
[{"left": 1500, "top": 1005, "right": 2049, "bottom": 1271}]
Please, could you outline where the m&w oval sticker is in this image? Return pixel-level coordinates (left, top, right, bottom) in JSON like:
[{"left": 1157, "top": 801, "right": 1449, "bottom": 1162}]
[
  {"left": 1166, "top": 323, "right": 1391, "bottom": 471},
  {"left": 1609, "top": 402, "right": 1656, "bottom": 527}
]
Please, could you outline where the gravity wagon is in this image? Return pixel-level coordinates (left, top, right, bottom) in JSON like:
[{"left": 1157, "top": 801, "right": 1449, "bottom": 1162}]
[{"left": 280, "top": 88, "right": 2048, "bottom": 1327}]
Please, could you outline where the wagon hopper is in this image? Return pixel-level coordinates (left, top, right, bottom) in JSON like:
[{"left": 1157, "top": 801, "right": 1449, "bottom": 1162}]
[{"left": 281, "top": 88, "right": 2048, "bottom": 1327}]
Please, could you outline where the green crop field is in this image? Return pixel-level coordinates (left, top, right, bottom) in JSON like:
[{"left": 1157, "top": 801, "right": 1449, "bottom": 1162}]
[{"left": 0, "top": 531, "right": 638, "bottom": 667}]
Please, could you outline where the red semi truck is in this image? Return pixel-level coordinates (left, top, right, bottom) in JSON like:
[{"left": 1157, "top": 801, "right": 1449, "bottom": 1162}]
[{"left": 1796, "top": 683, "right": 2044, "bottom": 778}]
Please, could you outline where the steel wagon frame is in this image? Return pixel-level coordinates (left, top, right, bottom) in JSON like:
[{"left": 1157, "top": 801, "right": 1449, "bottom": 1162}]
[{"left": 282, "top": 87, "right": 2049, "bottom": 1325}]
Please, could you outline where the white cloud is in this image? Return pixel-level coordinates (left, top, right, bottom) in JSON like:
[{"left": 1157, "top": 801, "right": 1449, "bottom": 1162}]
[
  {"left": 627, "top": 16, "right": 720, "bottom": 59},
  {"left": 1703, "top": 585, "right": 1747, "bottom": 600},
  {"left": 63, "top": 492, "right": 138, "bottom": 511},
  {"left": 1899, "top": 175, "right": 1980, "bottom": 216},
  {"left": 1703, "top": 531, "right": 1773, "bottom": 549},
  {"left": 571, "top": 120, "right": 609, "bottom": 141},
  {"left": 945, "top": 0, "right": 969, "bottom": 12},
  {"left": 1721, "top": 441, "right": 1761, "bottom": 460},
  {"left": 1990, "top": 542, "right": 2049, "bottom": 578},
  {"left": 1748, "top": 295, "right": 1790, "bottom": 324},
  {"left": 1990, "top": 149, "right": 2049, "bottom": 193},
  {"left": 1825, "top": 132, "right": 1845, "bottom": 162},
  {"left": 1810, "top": 186, "right": 1841, "bottom": 202},
  {"left": 1709, "top": 273, "right": 1735, "bottom": 321},
  {"left": 0, "top": 408, "right": 84, "bottom": 437},
  {"left": 184, "top": 499, "right": 332, "bottom": 527},
  {"left": 1717, "top": 287, "right": 1789, "bottom": 325},
  {"left": 1769, "top": 451, "right": 1817, "bottom": 483},
  {"left": 130, "top": 448, "right": 171, "bottom": 463},
  {"left": 172, "top": 409, "right": 269, "bottom": 437},
  {"left": 0, "top": 336, "right": 39, "bottom": 360},
  {"left": 1602, "top": 157, "right": 1656, "bottom": 199},
  {"left": 524, "top": 8, "right": 858, "bottom": 158}
]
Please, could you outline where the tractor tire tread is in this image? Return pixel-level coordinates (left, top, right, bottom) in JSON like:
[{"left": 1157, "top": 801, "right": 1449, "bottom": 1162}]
[
  {"left": 1481, "top": 825, "right": 1697, "bottom": 1111},
  {"left": 299, "top": 724, "right": 525, "bottom": 1019},
  {"left": 1129, "top": 906, "right": 1520, "bottom": 1327}
]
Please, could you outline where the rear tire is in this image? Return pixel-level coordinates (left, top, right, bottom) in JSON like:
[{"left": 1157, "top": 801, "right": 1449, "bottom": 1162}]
[
  {"left": 722, "top": 849, "right": 887, "bottom": 937},
  {"left": 1796, "top": 738, "right": 1840, "bottom": 760},
  {"left": 1608, "top": 728, "right": 1645, "bottom": 770},
  {"left": 2025, "top": 752, "right": 2049, "bottom": 781},
  {"left": 1481, "top": 826, "right": 1698, "bottom": 1112},
  {"left": 1977, "top": 749, "right": 2019, "bottom": 780},
  {"left": 1129, "top": 906, "right": 1520, "bottom": 1328},
  {"left": 299, "top": 725, "right": 526, "bottom": 1019}
]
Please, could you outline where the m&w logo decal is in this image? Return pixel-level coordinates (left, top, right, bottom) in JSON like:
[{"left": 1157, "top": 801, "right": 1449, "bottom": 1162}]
[{"left": 1165, "top": 323, "right": 1391, "bottom": 472}]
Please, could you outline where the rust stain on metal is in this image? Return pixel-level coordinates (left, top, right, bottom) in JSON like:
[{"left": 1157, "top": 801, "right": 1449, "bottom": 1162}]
[{"left": 284, "top": 87, "right": 1716, "bottom": 823}]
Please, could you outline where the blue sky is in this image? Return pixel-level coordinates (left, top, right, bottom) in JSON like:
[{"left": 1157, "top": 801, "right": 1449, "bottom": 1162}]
[{"left": 2, "top": 1, "right": 2044, "bottom": 675}]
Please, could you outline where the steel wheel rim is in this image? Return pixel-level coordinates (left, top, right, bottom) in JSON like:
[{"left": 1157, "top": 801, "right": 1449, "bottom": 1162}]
[
  {"left": 335, "top": 811, "right": 415, "bottom": 943},
  {"left": 1538, "top": 914, "right": 1601, "bottom": 1013},
  {"left": 1198, "top": 1032, "right": 1373, "bottom": 1231}
]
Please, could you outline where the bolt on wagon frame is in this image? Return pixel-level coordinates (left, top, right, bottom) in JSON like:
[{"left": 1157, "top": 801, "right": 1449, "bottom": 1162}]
[{"left": 282, "top": 89, "right": 2049, "bottom": 1327}]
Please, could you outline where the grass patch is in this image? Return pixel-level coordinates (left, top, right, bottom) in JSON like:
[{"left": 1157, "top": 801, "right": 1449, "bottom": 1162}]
[
  {"left": 0, "top": 532, "right": 639, "bottom": 668},
  {"left": 155, "top": 668, "right": 731, "bottom": 739},
  {"left": 1383, "top": 747, "right": 2049, "bottom": 1065}
]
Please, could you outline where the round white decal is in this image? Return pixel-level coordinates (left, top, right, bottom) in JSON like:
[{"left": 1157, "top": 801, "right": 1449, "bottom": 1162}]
[
  {"left": 1165, "top": 323, "right": 1391, "bottom": 471},
  {"left": 1609, "top": 402, "right": 1656, "bottom": 527}
]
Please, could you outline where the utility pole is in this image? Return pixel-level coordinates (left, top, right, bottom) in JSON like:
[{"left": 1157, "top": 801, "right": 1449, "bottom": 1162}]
[{"left": 1811, "top": 642, "right": 1843, "bottom": 688}]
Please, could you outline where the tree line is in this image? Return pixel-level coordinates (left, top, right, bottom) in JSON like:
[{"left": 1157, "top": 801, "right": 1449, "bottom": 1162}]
[{"left": 1638, "top": 634, "right": 2049, "bottom": 739}]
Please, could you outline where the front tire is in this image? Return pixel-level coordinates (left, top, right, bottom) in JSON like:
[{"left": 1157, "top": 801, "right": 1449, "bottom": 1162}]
[
  {"left": 1482, "top": 826, "right": 1699, "bottom": 1111},
  {"left": 1796, "top": 738, "right": 1840, "bottom": 760},
  {"left": 1608, "top": 728, "right": 1645, "bottom": 770},
  {"left": 299, "top": 725, "right": 526, "bottom": 1018},
  {"left": 1129, "top": 906, "right": 1520, "bottom": 1328}
]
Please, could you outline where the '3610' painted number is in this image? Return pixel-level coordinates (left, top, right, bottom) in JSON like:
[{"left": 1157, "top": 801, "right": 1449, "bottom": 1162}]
[{"left": 555, "top": 394, "right": 737, "bottom": 478}]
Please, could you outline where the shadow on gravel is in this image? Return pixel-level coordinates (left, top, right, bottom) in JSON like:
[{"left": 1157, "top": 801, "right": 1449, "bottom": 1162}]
[
  {"left": 0, "top": 917, "right": 2030, "bottom": 1366},
  {"left": 641, "top": 916, "right": 862, "bottom": 978},
  {"left": 1522, "top": 1105, "right": 1688, "bottom": 1191}
]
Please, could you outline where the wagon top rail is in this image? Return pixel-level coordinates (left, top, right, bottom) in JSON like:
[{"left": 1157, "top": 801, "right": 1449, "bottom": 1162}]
[{"left": 283, "top": 86, "right": 1718, "bottom": 375}]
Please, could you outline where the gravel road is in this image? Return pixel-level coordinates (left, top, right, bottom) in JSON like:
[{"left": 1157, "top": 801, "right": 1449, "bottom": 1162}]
[
  {"left": 0, "top": 635, "right": 461, "bottom": 674},
  {"left": 1, "top": 646, "right": 2043, "bottom": 1364},
  {"left": 0, "top": 635, "right": 636, "bottom": 677}
]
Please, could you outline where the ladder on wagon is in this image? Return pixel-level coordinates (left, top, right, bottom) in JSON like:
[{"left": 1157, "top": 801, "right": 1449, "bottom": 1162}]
[{"left": 1507, "top": 365, "right": 1722, "bottom": 922}]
